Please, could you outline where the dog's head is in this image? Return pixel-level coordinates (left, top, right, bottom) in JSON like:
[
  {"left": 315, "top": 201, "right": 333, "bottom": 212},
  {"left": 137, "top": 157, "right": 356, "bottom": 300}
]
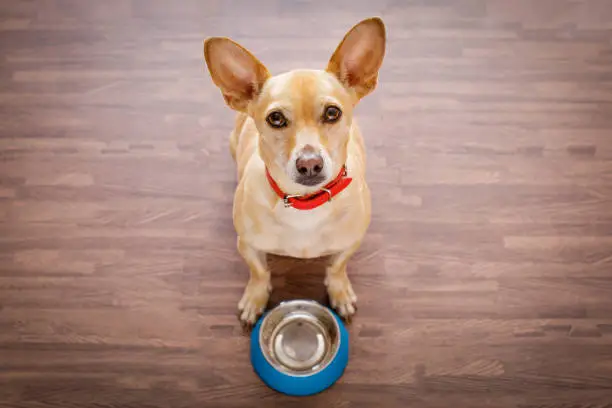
[{"left": 203, "top": 18, "right": 386, "bottom": 192}]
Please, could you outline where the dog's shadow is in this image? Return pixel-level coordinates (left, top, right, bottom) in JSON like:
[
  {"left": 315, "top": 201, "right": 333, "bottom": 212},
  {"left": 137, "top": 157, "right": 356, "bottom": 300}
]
[{"left": 266, "top": 254, "right": 331, "bottom": 309}]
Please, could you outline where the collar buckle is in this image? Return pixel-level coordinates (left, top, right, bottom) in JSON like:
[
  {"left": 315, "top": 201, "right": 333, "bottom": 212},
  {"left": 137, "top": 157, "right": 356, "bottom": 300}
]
[{"left": 283, "top": 194, "right": 301, "bottom": 208}]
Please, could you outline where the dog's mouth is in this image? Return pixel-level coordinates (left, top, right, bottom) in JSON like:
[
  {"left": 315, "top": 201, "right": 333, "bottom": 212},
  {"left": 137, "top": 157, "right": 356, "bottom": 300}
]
[{"left": 294, "top": 174, "right": 327, "bottom": 187}]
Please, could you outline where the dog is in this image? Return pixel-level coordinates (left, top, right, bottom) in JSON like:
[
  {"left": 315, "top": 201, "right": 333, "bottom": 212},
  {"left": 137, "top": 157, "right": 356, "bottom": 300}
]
[{"left": 203, "top": 17, "right": 386, "bottom": 325}]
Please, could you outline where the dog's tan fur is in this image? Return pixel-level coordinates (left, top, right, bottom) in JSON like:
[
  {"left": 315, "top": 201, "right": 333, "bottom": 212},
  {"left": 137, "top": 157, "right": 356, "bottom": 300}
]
[{"left": 203, "top": 18, "right": 386, "bottom": 324}]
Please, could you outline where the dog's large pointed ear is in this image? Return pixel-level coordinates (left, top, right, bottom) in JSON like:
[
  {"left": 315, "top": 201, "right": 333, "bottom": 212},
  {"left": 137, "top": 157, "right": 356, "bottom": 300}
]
[
  {"left": 326, "top": 17, "right": 386, "bottom": 100},
  {"left": 204, "top": 37, "right": 270, "bottom": 112}
]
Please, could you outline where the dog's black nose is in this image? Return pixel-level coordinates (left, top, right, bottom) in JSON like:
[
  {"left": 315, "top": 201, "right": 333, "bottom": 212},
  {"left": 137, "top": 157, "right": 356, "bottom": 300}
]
[{"left": 296, "top": 154, "right": 324, "bottom": 177}]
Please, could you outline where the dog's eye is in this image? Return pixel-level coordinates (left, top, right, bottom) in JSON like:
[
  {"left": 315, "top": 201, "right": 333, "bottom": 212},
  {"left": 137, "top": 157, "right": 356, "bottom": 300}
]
[
  {"left": 322, "top": 105, "right": 342, "bottom": 123},
  {"left": 266, "top": 111, "right": 288, "bottom": 128}
]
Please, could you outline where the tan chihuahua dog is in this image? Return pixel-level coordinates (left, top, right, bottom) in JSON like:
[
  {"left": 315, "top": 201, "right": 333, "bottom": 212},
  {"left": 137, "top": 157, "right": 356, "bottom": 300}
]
[{"left": 203, "top": 17, "right": 386, "bottom": 324}]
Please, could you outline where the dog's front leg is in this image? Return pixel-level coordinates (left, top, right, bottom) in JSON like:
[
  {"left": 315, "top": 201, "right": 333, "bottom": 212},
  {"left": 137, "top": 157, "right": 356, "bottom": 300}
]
[
  {"left": 325, "top": 242, "right": 360, "bottom": 320},
  {"left": 237, "top": 237, "right": 271, "bottom": 325}
]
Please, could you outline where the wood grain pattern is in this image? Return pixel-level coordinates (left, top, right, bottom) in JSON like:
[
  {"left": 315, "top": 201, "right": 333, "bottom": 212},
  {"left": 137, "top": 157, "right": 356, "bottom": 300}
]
[{"left": 1, "top": 1, "right": 612, "bottom": 407}]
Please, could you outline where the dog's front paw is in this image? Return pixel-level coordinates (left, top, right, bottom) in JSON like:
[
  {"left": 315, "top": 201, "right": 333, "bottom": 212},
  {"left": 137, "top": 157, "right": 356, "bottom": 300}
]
[
  {"left": 238, "top": 280, "right": 271, "bottom": 326},
  {"left": 325, "top": 274, "right": 357, "bottom": 320}
]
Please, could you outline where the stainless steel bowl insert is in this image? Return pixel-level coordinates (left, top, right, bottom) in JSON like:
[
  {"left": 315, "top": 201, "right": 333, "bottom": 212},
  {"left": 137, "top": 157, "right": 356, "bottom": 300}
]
[{"left": 258, "top": 300, "right": 341, "bottom": 376}]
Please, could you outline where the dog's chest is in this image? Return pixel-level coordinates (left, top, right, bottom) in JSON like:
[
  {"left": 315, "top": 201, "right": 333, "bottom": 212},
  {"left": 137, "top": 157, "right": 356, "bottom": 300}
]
[{"left": 248, "top": 204, "right": 354, "bottom": 258}]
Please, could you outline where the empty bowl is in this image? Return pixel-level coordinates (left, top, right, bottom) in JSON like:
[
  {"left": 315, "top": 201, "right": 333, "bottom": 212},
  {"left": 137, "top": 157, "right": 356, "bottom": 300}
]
[{"left": 250, "top": 299, "right": 349, "bottom": 396}]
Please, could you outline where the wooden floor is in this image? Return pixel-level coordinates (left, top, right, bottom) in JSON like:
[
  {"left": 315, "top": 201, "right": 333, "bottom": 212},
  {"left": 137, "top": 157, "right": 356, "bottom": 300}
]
[{"left": 1, "top": 1, "right": 612, "bottom": 407}]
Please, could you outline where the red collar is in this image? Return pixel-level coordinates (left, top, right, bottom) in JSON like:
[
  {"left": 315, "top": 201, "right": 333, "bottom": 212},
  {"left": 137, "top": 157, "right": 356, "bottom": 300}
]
[{"left": 265, "top": 166, "right": 353, "bottom": 210}]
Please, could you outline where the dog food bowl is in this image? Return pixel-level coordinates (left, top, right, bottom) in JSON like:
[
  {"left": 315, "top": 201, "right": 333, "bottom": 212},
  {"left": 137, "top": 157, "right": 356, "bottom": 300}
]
[{"left": 250, "top": 299, "right": 349, "bottom": 396}]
